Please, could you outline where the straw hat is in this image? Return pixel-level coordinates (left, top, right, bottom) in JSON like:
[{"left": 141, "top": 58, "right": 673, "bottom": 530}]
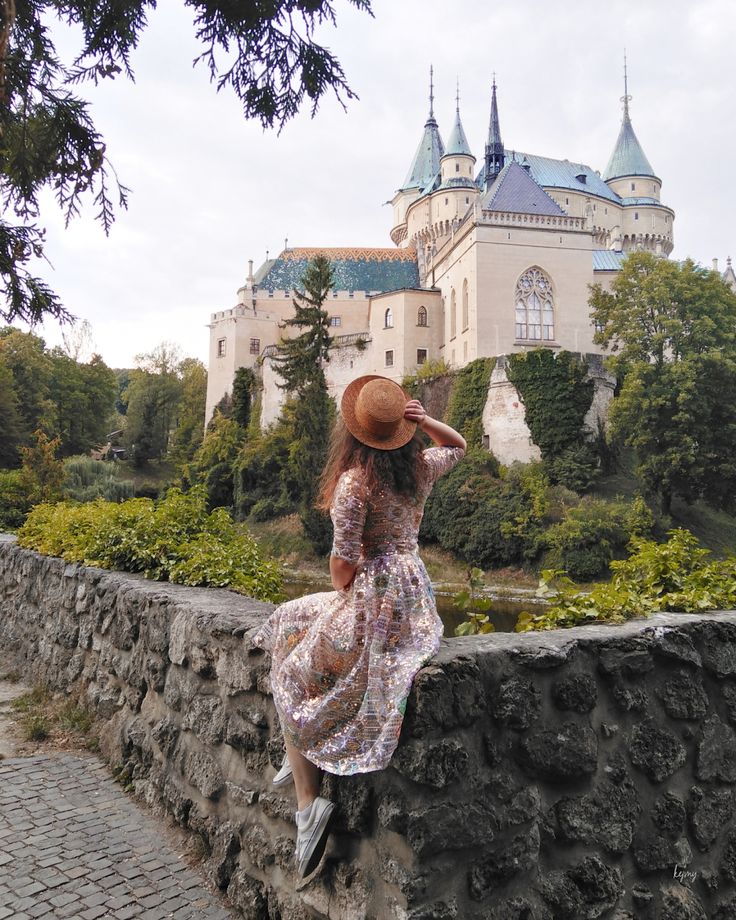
[{"left": 341, "top": 375, "right": 416, "bottom": 450}]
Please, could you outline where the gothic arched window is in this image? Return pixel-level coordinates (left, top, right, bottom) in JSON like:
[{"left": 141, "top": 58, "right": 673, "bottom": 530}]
[
  {"left": 515, "top": 267, "right": 555, "bottom": 341},
  {"left": 450, "top": 289, "right": 457, "bottom": 339},
  {"left": 417, "top": 305, "right": 428, "bottom": 327},
  {"left": 384, "top": 307, "right": 393, "bottom": 328},
  {"left": 462, "top": 279, "right": 469, "bottom": 331}
]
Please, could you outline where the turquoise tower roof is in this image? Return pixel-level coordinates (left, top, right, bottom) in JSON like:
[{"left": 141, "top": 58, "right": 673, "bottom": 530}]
[
  {"left": 400, "top": 67, "right": 445, "bottom": 191},
  {"left": 603, "top": 66, "right": 656, "bottom": 181},
  {"left": 444, "top": 84, "right": 473, "bottom": 158}
]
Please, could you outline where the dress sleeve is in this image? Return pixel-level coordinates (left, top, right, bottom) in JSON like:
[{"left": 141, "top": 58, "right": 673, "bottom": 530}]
[
  {"left": 330, "top": 469, "right": 368, "bottom": 564},
  {"left": 422, "top": 446, "right": 466, "bottom": 485}
]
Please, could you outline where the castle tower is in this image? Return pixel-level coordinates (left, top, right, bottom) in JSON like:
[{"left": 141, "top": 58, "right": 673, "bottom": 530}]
[
  {"left": 484, "top": 77, "right": 504, "bottom": 191},
  {"left": 390, "top": 67, "right": 445, "bottom": 246},
  {"left": 438, "top": 83, "right": 479, "bottom": 218},
  {"left": 603, "top": 56, "right": 673, "bottom": 255}
]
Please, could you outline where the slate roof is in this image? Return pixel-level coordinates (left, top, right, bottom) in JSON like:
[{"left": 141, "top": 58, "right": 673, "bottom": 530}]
[
  {"left": 477, "top": 151, "right": 621, "bottom": 204},
  {"left": 603, "top": 107, "right": 656, "bottom": 180},
  {"left": 401, "top": 114, "right": 445, "bottom": 192},
  {"left": 481, "top": 160, "right": 566, "bottom": 215},
  {"left": 445, "top": 106, "right": 473, "bottom": 157},
  {"left": 593, "top": 250, "right": 627, "bottom": 271},
  {"left": 256, "top": 248, "right": 420, "bottom": 293}
]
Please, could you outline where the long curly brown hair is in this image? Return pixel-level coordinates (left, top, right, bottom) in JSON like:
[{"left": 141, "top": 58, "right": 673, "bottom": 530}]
[{"left": 316, "top": 416, "right": 427, "bottom": 511}]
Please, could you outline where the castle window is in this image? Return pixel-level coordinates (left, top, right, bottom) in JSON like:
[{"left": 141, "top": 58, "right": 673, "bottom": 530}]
[
  {"left": 631, "top": 182, "right": 636, "bottom": 191},
  {"left": 462, "top": 279, "right": 469, "bottom": 331},
  {"left": 605, "top": 207, "right": 608, "bottom": 215},
  {"left": 565, "top": 197, "right": 569, "bottom": 205},
  {"left": 249, "top": 337, "right": 260, "bottom": 355},
  {"left": 385, "top": 349, "right": 394, "bottom": 367},
  {"left": 455, "top": 163, "right": 460, "bottom": 173},
  {"left": 450, "top": 289, "right": 457, "bottom": 339},
  {"left": 445, "top": 197, "right": 449, "bottom": 205},
  {"left": 417, "top": 348, "right": 428, "bottom": 366},
  {"left": 330, "top": 316, "right": 342, "bottom": 326},
  {"left": 217, "top": 338, "right": 226, "bottom": 358},
  {"left": 515, "top": 266, "right": 555, "bottom": 342},
  {"left": 634, "top": 212, "right": 639, "bottom": 220},
  {"left": 417, "top": 305, "right": 428, "bottom": 327},
  {"left": 466, "top": 197, "right": 469, "bottom": 204},
  {"left": 384, "top": 307, "right": 393, "bottom": 328}
]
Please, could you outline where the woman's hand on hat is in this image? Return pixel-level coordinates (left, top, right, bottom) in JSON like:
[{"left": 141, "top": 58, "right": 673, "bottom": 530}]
[{"left": 404, "top": 399, "right": 427, "bottom": 427}]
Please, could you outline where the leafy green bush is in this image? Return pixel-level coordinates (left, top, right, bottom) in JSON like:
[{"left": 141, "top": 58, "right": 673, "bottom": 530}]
[
  {"left": 63, "top": 455, "right": 135, "bottom": 503},
  {"left": 541, "top": 496, "right": 654, "bottom": 581},
  {"left": 516, "top": 528, "right": 736, "bottom": 631},
  {"left": 17, "top": 486, "right": 283, "bottom": 602},
  {"left": 0, "top": 469, "right": 33, "bottom": 530},
  {"left": 234, "top": 410, "right": 298, "bottom": 520},
  {"left": 421, "top": 449, "right": 545, "bottom": 569},
  {"left": 453, "top": 568, "right": 495, "bottom": 636}
]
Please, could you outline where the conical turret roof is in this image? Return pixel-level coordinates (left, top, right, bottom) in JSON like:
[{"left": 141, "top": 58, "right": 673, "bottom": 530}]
[
  {"left": 603, "top": 64, "right": 656, "bottom": 181},
  {"left": 400, "top": 68, "right": 445, "bottom": 191},
  {"left": 444, "top": 85, "right": 473, "bottom": 158}
]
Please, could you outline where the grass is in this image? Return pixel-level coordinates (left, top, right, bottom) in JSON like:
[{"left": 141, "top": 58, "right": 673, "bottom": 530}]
[{"left": 9, "top": 686, "right": 98, "bottom": 747}]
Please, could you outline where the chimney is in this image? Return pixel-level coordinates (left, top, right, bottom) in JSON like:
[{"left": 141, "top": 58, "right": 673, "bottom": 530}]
[
  {"left": 247, "top": 260, "right": 254, "bottom": 285},
  {"left": 713, "top": 258, "right": 719, "bottom": 272}
]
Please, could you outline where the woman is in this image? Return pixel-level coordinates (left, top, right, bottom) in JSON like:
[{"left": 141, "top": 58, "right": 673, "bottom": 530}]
[{"left": 251, "top": 374, "right": 466, "bottom": 880}]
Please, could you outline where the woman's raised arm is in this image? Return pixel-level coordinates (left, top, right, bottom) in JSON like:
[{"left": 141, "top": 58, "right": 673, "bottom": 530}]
[{"left": 404, "top": 399, "right": 467, "bottom": 451}]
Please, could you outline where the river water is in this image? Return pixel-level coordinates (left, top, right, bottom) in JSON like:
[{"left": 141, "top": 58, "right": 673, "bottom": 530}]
[{"left": 281, "top": 577, "right": 546, "bottom": 636}]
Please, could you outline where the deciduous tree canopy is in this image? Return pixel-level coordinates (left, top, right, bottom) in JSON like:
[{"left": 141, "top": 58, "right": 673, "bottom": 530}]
[{"left": 589, "top": 252, "right": 736, "bottom": 512}]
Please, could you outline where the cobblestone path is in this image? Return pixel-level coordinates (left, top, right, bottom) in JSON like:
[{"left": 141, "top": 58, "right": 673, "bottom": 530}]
[{"left": 0, "top": 751, "right": 236, "bottom": 920}]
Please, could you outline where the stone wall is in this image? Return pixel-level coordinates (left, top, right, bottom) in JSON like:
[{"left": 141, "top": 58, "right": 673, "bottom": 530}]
[{"left": 2, "top": 536, "right": 736, "bottom": 920}]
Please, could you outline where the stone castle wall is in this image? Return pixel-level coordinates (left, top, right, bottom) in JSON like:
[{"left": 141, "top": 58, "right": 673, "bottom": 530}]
[{"left": 2, "top": 536, "right": 736, "bottom": 919}]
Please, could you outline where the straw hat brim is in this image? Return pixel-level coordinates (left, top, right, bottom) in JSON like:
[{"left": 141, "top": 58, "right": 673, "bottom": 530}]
[{"left": 341, "top": 375, "right": 417, "bottom": 450}]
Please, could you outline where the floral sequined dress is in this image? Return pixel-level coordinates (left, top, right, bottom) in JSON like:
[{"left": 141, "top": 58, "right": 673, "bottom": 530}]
[{"left": 251, "top": 445, "right": 465, "bottom": 776}]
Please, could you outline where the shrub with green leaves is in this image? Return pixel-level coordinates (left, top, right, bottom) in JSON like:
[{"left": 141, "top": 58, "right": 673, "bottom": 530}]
[
  {"left": 0, "top": 469, "right": 34, "bottom": 530},
  {"left": 540, "top": 495, "right": 655, "bottom": 581},
  {"left": 420, "top": 449, "right": 545, "bottom": 569},
  {"left": 17, "top": 486, "right": 283, "bottom": 602},
  {"left": 63, "top": 455, "right": 135, "bottom": 503},
  {"left": 516, "top": 528, "right": 736, "bottom": 631},
  {"left": 454, "top": 567, "right": 495, "bottom": 636}
]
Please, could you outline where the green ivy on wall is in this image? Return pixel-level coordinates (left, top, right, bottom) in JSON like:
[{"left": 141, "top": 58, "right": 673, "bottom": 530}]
[
  {"left": 444, "top": 357, "right": 493, "bottom": 447},
  {"left": 506, "top": 350, "right": 594, "bottom": 460}
]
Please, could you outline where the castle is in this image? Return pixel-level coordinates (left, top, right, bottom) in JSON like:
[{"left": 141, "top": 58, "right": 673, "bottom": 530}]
[{"left": 205, "top": 73, "right": 735, "bottom": 461}]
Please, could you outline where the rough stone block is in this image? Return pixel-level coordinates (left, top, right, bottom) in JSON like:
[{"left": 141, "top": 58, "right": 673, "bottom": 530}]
[
  {"left": 553, "top": 777, "right": 641, "bottom": 853},
  {"left": 696, "top": 715, "right": 736, "bottom": 782},
  {"left": 551, "top": 672, "right": 597, "bottom": 713},
  {"left": 629, "top": 719, "right": 687, "bottom": 782},
  {"left": 491, "top": 676, "right": 542, "bottom": 729},
  {"left": 183, "top": 750, "right": 224, "bottom": 799},
  {"left": 517, "top": 721, "right": 598, "bottom": 781}
]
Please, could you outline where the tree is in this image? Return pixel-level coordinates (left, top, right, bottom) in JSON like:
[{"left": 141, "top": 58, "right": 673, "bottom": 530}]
[
  {"left": 0, "top": 360, "right": 23, "bottom": 466},
  {"left": 46, "top": 350, "right": 117, "bottom": 456},
  {"left": 272, "top": 255, "right": 333, "bottom": 394},
  {"left": 1, "top": 1, "right": 373, "bottom": 326},
  {"left": 232, "top": 366, "right": 256, "bottom": 430},
  {"left": 0, "top": 327, "right": 53, "bottom": 439},
  {"left": 589, "top": 252, "right": 736, "bottom": 513},
  {"left": 20, "top": 430, "right": 64, "bottom": 502},
  {"left": 170, "top": 358, "right": 208, "bottom": 466},
  {"left": 272, "top": 255, "right": 335, "bottom": 552}
]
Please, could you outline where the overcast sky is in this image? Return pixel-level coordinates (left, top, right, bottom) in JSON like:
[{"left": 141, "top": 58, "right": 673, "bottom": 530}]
[{"left": 25, "top": 0, "right": 735, "bottom": 368}]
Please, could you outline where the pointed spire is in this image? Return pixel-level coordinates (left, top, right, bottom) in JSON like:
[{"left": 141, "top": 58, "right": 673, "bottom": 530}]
[
  {"left": 444, "top": 78, "right": 473, "bottom": 158},
  {"left": 429, "top": 64, "right": 435, "bottom": 120},
  {"left": 399, "top": 66, "right": 445, "bottom": 191},
  {"left": 484, "top": 75, "right": 505, "bottom": 189},
  {"left": 603, "top": 55, "right": 656, "bottom": 181}
]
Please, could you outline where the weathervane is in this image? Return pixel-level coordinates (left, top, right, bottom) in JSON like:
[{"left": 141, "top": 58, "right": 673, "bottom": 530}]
[{"left": 621, "top": 50, "right": 632, "bottom": 117}]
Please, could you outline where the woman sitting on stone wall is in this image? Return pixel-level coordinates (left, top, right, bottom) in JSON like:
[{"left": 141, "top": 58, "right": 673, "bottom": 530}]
[{"left": 251, "top": 374, "right": 466, "bottom": 880}]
